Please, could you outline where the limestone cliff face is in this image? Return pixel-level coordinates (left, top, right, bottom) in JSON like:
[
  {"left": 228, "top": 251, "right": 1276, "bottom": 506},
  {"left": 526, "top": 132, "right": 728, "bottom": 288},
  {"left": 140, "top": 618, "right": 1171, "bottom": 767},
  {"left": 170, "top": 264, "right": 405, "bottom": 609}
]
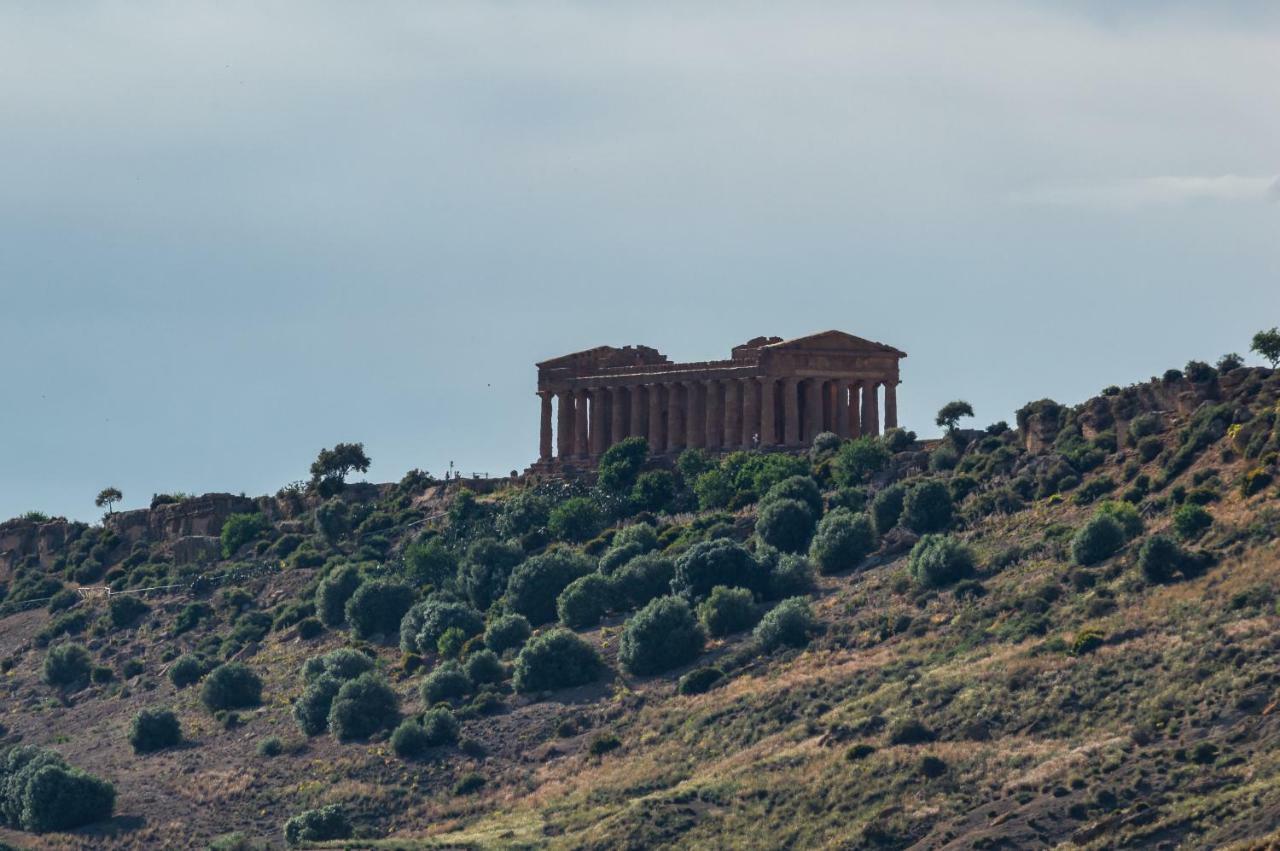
[{"left": 0, "top": 517, "right": 74, "bottom": 575}]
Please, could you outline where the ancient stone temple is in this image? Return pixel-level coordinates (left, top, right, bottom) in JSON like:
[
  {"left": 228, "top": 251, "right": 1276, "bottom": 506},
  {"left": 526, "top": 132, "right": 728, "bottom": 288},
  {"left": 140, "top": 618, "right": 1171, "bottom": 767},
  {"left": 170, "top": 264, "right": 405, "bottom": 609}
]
[{"left": 529, "top": 331, "right": 905, "bottom": 470}]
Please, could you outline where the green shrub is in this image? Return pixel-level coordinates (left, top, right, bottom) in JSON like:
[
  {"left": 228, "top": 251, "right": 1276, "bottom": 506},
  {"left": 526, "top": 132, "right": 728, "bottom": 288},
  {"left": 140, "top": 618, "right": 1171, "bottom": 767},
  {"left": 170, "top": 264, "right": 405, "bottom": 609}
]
[
  {"left": 0, "top": 746, "right": 116, "bottom": 833},
  {"left": 677, "top": 666, "right": 724, "bottom": 695},
  {"left": 460, "top": 538, "right": 524, "bottom": 611},
  {"left": 760, "top": 476, "right": 824, "bottom": 519},
  {"left": 609, "top": 553, "right": 676, "bottom": 610},
  {"left": 753, "top": 598, "right": 815, "bottom": 651},
  {"left": 391, "top": 720, "right": 431, "bottom": 758},
  {"left": 1241, "top": 468, "right": 1274, "bottom": 498},
  {"left": 907, "top": 534, "right": 976, "bottom": 588},
  {"left": 43, "top": 643, "right": 91, "bottom": 688},
  {"left": 169, "top": 654, "right": 206, "bottom": 688},
  {"left": 421, "top": 706, "right": 461, "bottom": 746},
  {"left": 598, "top": 437, "right": 649, "bottom": 492},
  {"left": 769, "top": 553, "right": 815, "bottom": 599},
  {"left": 1173, "top": 504, "right": 1212, "bottom": 540},
  {"left": 1138, "top": 534, "right": 1185, "bottom": 583},
  {"left": 220, "top": 512, "right": 269, "bottom": 558},
  {"left": 495, "top": 490, "right": 552, "bottom": 538},
  {"left": 284, "top": 805, "right": 352, "bottom": 846},
  {"left": 201, "top": 663, "right": 263, "bottom": 712},
  {"left": 631, "top": 470, "right": 676, "bottom": 513},
  {"left": 483, "top": 614, "right": 532, "bottom": 655},
  {"left": 1070, "top": 515, "right": 1126, "bottom": 566},
  {"left": 315, "top": 564, "right": 363, "bottom": 628},
  {"left": 512, "top": 628, "right": 603, "bottom": 694},
  {"left": 294, "top": 675, "right": 342, "bottom": 736},
  {"left": 809, "top": 509, "right": 877, "bottom": 575},
  {"left": 344, "top": 579, "right": 415, "bottom": 641},
  {"left": 400, "top": 599, "right": 484, "bottom": 654},
  {"left": 887, "top": 718, "right": 935, "bottom": 745},
  {"left": 882, "top": 427, "right": 916, "bottom": 452},
  {"left": 464, "top": 649, "right": 504, "bottom": 685},
  {"left": 620, "top": 596, "right": 704, "bottom": 675},
  {"left": 1137, "top": 436, "right": 1163, "bottom": 462},
  {"left": 172, "top": 601, "right": 212, "bottom": 636},
  {"left": 302, "top": 648, "right": 376, "bottom": 684},
  {"left": 129, "top": 707, "right": 181, "bottom": 753},
  {"left": 505, "top": 549, "right": 595, "bottom": 625},
  {"left": 436, "top": 627, "right": 466, "bottom": 658},
  {"left": 1128, "top": 413, "right": 1163, "bottom": 441},
  {"left": 833, "top": 437, "right": 891, "bottom": 486},
  {"left": 548, "top": 497, "right": 604, "bottom": 543},
  {"left": 671, "top": 540, "right": 767, "bottom": 603},
  {"left": 257, "top": 736, "right": 284, "bottom": 757},
  {"left": 598, "top": 542, "right": 644, "bottom": 575},
  {"left": 871, "top": 483, "right": 907, "bottom": 535},
  {"left": 756, "top": 498, "right": 817, "bottom": 554},
  {"left": 327, "top": 672, "right": 399, "bottom": 741},
  {"left": 697, "top": 586, "right": 758, "bottom": 637},
  {"left": 829, "top": 486, "right": 868, "bottom": 513},
  {"left": 453, "top": 772, "right": 486, "bottom": 795},
  {"left": 121, "top": 658, "right": 145, "bottom": 679},
  {"left": 403, "top": 537, "right": 459, "bottom": 589},
  {"left": 46, "top": 589, "right": 78, "bottom": 614},
  {"left": 588, "top": 732, "right": 622, "bottom": 757},
  {"left": 1070, "top": 629, "right": 1105, "bottom": 656},
  {"left": 422, "top": 662, "right": 472, "bottom": 705},
  {"left": 902, "top": 479, "right": 953, "bottom": 533},
  {"left": 556, "top": 573, "right": 613, "bottom": 628},
  {"left": 1096, "top": 500, "right": 1143, "bottom": 540},
  {"left": 928, "top": 445, "right": 959, "bottom": 472},
  {"left": 106, "top": 594, "right": 149, "bottom": 628},
  {"left": 296, "top": 617, "right": 323, "bottom": 639}
]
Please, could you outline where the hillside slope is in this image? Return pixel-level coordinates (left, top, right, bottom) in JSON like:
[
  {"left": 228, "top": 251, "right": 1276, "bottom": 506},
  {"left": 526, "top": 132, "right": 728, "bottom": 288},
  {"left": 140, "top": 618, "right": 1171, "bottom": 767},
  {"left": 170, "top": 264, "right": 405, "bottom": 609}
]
[{"left": 1, "top": 361, "right": 1279, "bottom": 850}]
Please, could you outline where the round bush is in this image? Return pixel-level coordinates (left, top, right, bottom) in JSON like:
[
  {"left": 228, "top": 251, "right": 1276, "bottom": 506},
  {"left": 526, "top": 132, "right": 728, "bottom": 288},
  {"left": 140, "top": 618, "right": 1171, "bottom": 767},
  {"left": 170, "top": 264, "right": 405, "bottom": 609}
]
[
  {"left": 753, "top": 597, "right": 815, "bottom": 651},
  {"left": 512, "top": 628, "right": 603, "bottom": 694},
  {"left": 1, "top": 747, "right": 116, "bottom": 833},
  {"left": 107, "top": 594, "right": 150, "bottom": 629},
  {"left": 619, "top": 596, "right": 705, "bottom": 676},
  {"left": 756, "top": 498, "right": 818, "bottom": 554},
  {"left": 400, "top": 599, "right": 484, "bottom": 654},
  {"left": 391, "top": 719, "right": 431, "bottom": 758},
  {"left": 284, "top": 805, "right": 352, "bottom": 846},
  {"left": 315, "top": 564, "right": 363, "bottom": 628},
  {"left": 327, "top": 672, "right": 399, "bottom": 741},
  {"left": 902, "top": 479, "right": 953, "bottom": 534},
  {"left": 834, "top": 437, "right": 891, "bottom": 486},
  {"left": 460, "top": 538, "right": 525, "bottom": 611},
  {"left": 671, "top": 540, "right": 767, "bottom": 603},
  {"left": 464, "top": 649, "right": 505, "bottom": 685},
  {"left": 1173, "top": 504, "right": 1212, "bottom": 540},
  {"left": 1070, "top": 515, "right": 1126, "bottom": 566},
  {"left": 43, "top": 643, "right": 92, "bottom": 688},
  {"left": 169, "top": 654, "right": 206, "bottom": 688},
  {"left": 293, "top": 675, "right": 341, "bottom": 736},
  {"left": 612, "top": 522, "right": 659, "bottom": 553},
  {"left": 344, "top": 579, "right": 415, "bottom": 641},
  {"left": 769, "top": 553, "right": 815, "bottom": 599},
  {"left": 421, "top": 661, "right": 472, "bottom": 705},
  {"left": 302, "top": 647, "right": 377, "bottom": 684},
  {"left": 296, "top": 617, "right": 324, "bottom": 639},
  {"left": 871, "top": 483, "right": 907, "bottom": 534},
  {"left": 129, "top": 707, "right": 181, "bottom": 754},
  {"left": 201, "top": 662, "right": 263, "bottom": 712},
  {"left": 1138, "top": 534, "right": 1185, "bottom": 584},
  {"left": 761, "top": 476, "right": 824, "bottom": 518},
  {"left": 548, "top": 497, "right": 604, "bottom": 543},
  {"left": 557, "top": 573, "right": 612, "bottom": 629},
  {"left": 907, "top": 534, "right": 976, "bottom": 588},
  {"left": 420, "top": 706, "right": 461, "bottom": 747},
  {"left": 1096, "top": 500, "right": 1143, "bottom": 540},
  {"left": 631, "top": 470, "right": 676, "bottom": 513},
  {"left": 495, "top": 490, "right": 552, "bottom": 538},
  {"left": 599, "top": 541, "right": 645, "bottom": 575},
  {"left": 483, "top": 613, "right": 532, "bottom": 655},
  {"left": 505, "top": 549, "right": 595, "bottom": 625},
  {"left": 597, "top": 436, "right": 649, "bottom": 492},
  {"left": 696, "top": 586, "right": 758, "bottom": 637},
  {"left": 402, "top": 536, "right": 459, "bottom": 589},
  {"left": 809, "top": 509, "right": 877, "bottom": 575},
  {"left": 677, "top": 667, "right": 724, "bottom": 696},
  {"left": 610, "top": 553, "right": 676, "bottom": 610}
]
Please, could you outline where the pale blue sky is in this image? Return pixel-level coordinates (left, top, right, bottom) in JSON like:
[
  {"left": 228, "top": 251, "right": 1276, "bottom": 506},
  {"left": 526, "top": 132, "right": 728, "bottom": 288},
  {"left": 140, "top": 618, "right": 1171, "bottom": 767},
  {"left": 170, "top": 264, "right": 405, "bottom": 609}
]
[{"left": 2, "top": 2, "right": 1277, "bottom": 522}]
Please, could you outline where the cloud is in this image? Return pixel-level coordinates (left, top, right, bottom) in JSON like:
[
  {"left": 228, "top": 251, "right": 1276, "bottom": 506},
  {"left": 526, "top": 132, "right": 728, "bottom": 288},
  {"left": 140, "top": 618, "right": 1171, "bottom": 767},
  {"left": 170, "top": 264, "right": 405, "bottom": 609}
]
[{"left": 1010, "top": 174, "right": 1280, "bottom": 207}]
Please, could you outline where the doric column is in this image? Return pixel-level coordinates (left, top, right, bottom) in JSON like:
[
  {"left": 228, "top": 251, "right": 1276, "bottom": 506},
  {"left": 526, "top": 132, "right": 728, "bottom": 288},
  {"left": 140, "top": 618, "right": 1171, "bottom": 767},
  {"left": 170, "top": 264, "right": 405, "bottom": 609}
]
[
  {"left": 861, "top": 382, "right": 880, "bottom": 437},
  {"left": 589, "top": 389, "right": 607, "bottom": 457},
  {"left": 760, "top": 379, "right": 777, "bottom": 446},
  {"left": 835, "top": 381, "right": 851, "bottom": 439},
  {"left": 557, "top": 390, "right": 574, "bottom": 458},
  {"left": 741, "top": 378, "right": 760, "bottom": 448},
  {"left": 685, "top": 381, "right": 705, "bottom": 448},
  {"left": 783, "top": 378, "right": 800, "bottom": 445},
  {"left": 724, "top": 379, "right": 742, "bottom": 450},
  {"left": 538, "top": 392, "right": 553, "bottom": 461},
  {"left": 574, "top": 389, "right": 590, "bottom": 458},
  {"left": 610, "top": 387, "right": 627, "bottom": 448},
  {"left": 667, "top": 383, "right": 685, "bottom": 453},
  {"left": 850, "top": 382, "right": 863, "bottom": 439},
  {"left": 705, "top": 380, "right": 723, "bottom": 449},
  {"left": 647, "top": 384, "right": 664, "bottom": 453},
  {"left": 803, "top": 378, "right": 823, "bottom": 443},
  {"left": 629, "top": 385, "right": 646, "bottom": 441},
  {"left": 884, "top": 382, "right": 898, "bottom": 430}
]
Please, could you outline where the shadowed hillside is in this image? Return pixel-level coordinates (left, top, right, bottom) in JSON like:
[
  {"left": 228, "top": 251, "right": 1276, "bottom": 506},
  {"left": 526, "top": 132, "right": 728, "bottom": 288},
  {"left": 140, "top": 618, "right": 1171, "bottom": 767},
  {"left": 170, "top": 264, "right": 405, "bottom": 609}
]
[{"left": 2, "top": 357, "right": 1279, "bottom": 850}]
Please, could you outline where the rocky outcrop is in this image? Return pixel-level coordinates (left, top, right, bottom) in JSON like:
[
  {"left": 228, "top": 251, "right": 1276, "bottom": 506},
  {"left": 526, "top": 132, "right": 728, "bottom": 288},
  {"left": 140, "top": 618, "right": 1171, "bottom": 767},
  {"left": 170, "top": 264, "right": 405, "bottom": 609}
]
[
  {"left": 148, "top": 493, "right": 257, "bottom": 540},
  {"left": 0, "top": 517, "right": 77, "bottom": 573}
]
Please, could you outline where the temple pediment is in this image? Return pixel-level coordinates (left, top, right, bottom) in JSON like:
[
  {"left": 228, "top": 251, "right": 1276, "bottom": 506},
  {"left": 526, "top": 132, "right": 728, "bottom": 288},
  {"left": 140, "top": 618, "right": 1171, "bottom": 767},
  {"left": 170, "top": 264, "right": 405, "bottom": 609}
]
[{"left": 763, "top": 330, "right": 906, "bottom": 358}]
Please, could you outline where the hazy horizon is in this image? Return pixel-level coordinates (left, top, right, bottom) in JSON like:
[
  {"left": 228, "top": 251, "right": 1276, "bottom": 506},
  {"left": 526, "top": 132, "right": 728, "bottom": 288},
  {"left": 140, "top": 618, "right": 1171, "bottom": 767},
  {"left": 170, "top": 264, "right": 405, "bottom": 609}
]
[{"left": 3, "top": 2, "right": 1278, "bottom": 523}]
